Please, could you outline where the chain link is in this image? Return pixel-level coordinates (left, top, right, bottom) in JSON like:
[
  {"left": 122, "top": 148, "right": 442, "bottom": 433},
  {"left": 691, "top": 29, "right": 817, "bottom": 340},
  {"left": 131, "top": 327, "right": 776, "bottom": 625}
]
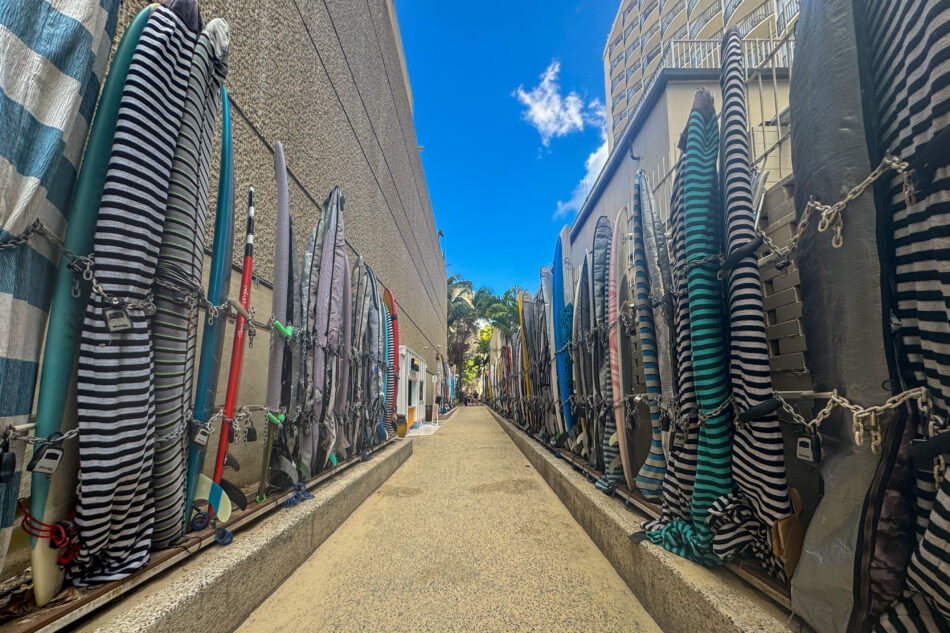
[
  {"left": 698, "top": 396, "right": 734, "bottom": 424},
  {"left": 760, "top": 154, "right": 912, "bottom": 264}
]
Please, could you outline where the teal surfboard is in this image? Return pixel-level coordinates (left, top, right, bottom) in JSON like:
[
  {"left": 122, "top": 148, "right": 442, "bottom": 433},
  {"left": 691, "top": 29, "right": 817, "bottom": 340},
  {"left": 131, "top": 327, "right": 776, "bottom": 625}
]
[
  {"left": 184, "top": 87, "right": 234, "bottom": 528},
  {"left": 28, "top": 5, "right": 152, "bottom": 607}
]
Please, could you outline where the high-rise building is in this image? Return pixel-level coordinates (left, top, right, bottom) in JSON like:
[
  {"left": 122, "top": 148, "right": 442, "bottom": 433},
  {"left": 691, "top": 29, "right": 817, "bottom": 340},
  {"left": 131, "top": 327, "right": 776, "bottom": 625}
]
[{"left": 603, "top": 0, "right": 800, "bottom": 151}]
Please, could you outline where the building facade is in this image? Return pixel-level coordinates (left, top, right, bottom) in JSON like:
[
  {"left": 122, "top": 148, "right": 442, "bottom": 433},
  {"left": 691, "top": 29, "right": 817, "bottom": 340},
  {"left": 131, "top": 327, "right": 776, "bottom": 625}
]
[{"left": 603, "top": 0, "right": 800, "bottom": 152}]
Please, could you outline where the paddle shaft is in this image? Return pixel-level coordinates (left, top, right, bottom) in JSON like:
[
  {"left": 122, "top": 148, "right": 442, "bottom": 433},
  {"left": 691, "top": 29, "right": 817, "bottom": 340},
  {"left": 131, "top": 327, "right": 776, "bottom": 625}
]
[{"left": 212, "top": 188, "right": 255, "bottom": 488}]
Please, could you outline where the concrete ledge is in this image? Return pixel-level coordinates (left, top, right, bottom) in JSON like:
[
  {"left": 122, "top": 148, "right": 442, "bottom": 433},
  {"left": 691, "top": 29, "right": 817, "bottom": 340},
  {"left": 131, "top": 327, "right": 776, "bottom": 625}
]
[
  {"left": 491, "top": 411, "right": 791, "bottom": 633},
  {"left": 75, "top": 439, "right": 413, "bottom": 633}
]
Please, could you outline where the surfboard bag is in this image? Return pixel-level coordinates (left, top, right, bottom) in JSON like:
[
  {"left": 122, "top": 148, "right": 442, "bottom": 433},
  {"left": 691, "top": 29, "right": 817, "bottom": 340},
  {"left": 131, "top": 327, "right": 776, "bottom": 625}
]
[
  {"left": 787, "top": 2, "right": 909, "bottom": 631},
  {"left": 854, "top": 1, "right": 950, "bottom": 631},
  {"left": 71, "top": 0, "right": 200, "bottom": 584}
]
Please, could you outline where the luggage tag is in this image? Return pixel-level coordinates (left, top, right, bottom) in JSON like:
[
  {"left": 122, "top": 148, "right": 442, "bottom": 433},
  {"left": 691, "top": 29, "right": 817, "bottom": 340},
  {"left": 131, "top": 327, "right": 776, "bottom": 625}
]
[
  {"left": 671, "top": 429, "right": 686, "bottom": 450},
  {"left": 796, "top": 429, "right": 822, "bottom": 463},
  {"left": 105, "top": 306, "right": 133, "bottom": 332},
  {"left": 0, "top": 438, "right": 16, "bottom": 483},
  {"left": 27, "top": 437, "right": 64, "bottom": 476},
  {"left": 192, "top": 423, "right": 211, "bottom": 447}
]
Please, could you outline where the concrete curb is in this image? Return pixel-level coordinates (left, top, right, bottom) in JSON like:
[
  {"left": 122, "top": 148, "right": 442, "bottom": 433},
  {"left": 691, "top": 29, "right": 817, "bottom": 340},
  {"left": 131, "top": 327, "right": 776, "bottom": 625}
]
[
  {"left": 76, "top": 439, "right": 413, "bottom": 633},
  {"left": 491, "top": 411, "right": 791, "bottom": 633}
]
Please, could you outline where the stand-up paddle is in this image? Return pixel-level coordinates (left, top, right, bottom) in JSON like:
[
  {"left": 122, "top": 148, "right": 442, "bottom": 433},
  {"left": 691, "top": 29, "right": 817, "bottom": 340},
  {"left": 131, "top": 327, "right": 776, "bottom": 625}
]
[{"left": 211, "top": 188, "right": 256, "bottom": 511}]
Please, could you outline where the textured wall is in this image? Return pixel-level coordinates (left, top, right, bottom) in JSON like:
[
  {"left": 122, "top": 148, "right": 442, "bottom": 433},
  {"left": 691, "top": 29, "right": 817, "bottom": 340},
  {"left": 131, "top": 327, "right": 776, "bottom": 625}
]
[{"left": 114, "top": 0, "right": 448, "bottom": 392}]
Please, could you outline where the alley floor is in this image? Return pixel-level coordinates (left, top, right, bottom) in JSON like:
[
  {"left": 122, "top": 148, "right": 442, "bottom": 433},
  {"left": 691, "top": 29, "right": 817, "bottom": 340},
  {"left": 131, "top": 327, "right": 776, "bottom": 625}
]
[{"left": 236, "top": 406, "right": 661, "bottom": 632}]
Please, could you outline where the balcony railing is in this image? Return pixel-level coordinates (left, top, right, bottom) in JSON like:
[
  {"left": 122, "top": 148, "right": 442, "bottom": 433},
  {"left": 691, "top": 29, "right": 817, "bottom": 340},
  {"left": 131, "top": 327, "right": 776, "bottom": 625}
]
[
  {"left": 627, "top": 80, "right": 643, "bottom": 102},
  {"left": 609, "top": 34, "right": 623, "bottom": 58},
  {"left": 640, "top": 0, "right": 659, "bottom": 26},
  {"left": 611, "top": 73, "right": 625, "bottom": 92},
  {"left": 661, "top": 0, "right": 685, "bottom": 35},
  {"left": 689, "top": 2, "right": 719, "bottom": 38},
  {"left": 623, "top": 1, "right": 636, "bottom": 24},
  {"left": 613, "top": 109, "right": 628, "bottom": 129},
  {"left": 627, "top": 64, "right": 640, "bottom": 82},
  {"left": 641, "top": 21, "right": 660, "bottom": 48},
  {"left": 723, "top": 0, "right": 743, "bottom": 23},
  {"left": 776, "top": 0, "right": 800, "bottom": 34},
  {"left": 612, "top": 92, "right": 627, "bottom": 113},
  {"left": 687, "top": 0, "right": 700, "bottom": 16},
  {"left": 626, "top": 42, "right": 639, "bottom": 62},
  {"left": 610, "top": 53, "right": 623, "bottom": 74},
  {"left": 738, "top": 0, "right": 773, "bottom": 37},
  {"left": 624, "top": 22, "right": 636, "bottom": 42},
  {"left": 642, "top": 44, "right": 662, "bottom": 72}
]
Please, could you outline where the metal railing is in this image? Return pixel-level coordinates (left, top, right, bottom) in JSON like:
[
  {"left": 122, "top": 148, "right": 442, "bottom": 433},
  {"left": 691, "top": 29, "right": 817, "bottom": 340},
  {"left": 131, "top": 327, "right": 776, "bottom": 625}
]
[
  {"left": 626, "top": 41, "right": 639, "bottom": 61},
  {"left": 610, "top": 53, "right": 623, "bottom": 74},
  {"left": 611, "top": 73, "right": 625, "bottom": 92},
  {"left": 738, "top": 0, "right": 774, "bottom": 37},
  {"left": 624, "top": 21, "right": 637, "bottom": 42},
  {"left": 640, "top": 0, "right": 659, "bottom": 26},
  {"left": 641, "top": 21, "right": 660, "bottom": 48},
  {"left": 642, "top": 44, "right": 662, "bottom": 72},
  {"left": 627, "top": 80, "right": 643, "bottom": 102},
  {"left": 724, "top": 0, "right": 743, "bottom": 23},
  {"left": 776, "top": 0, "right": 799, "bottom": 35},
  {"left": 689, "top": 2, "right": 719, "bottom": 38},
  {"left": 661, "top": 0, "right": 685, "bottom": 35},
  {"left": 623, "top": 1, "right": 636, "bottom": 23}
]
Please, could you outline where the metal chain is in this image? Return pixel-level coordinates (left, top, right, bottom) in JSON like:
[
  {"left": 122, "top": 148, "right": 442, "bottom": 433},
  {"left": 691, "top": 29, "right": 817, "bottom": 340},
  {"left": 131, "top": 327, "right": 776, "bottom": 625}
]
[
  {"left": 698, "top": 396, "right": 734, "bottom": 424},
  {"left": 5, "top": 426, "right": 80, "bottom": 446},
  {"left": 794, "top": 387, "right": 929, "bottom": 454},
  {"left": 762, "top": 154, "right": 912, "bottom": 263},
  {"left": 671, "top": 253, "right": 724, "bottom": 295}
]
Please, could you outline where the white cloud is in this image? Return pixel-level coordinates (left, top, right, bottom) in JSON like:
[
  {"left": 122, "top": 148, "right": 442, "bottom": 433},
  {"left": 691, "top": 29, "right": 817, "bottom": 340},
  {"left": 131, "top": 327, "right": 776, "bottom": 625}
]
[
  {"left": 554, "top": 131, "right": 609, "bottom": 220},
  {"left": 515, "top": 61, "right": 603, "bottom": 146}
]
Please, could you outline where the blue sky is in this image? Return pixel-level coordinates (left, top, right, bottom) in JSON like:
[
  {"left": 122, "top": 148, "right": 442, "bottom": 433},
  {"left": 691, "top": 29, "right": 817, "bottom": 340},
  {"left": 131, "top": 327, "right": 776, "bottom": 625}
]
[{"left": 394, "top": 1, "right": 617, "bottom": 295}]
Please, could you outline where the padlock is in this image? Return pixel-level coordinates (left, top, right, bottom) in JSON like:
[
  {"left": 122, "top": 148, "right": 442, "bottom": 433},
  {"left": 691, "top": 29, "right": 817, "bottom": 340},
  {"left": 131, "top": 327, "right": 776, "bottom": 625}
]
[
  {"left": 27, "top": 442, "right": 64, "bottom": 476},
  {"left": 105, "top": 307, "right": 133, "bottom": 332},
  {"left": 245, "top": 424, "right": 258, "bottom": 442},
  {"left": 796, "top": 431, "right": 822, "bottom": 463},
  {"left": 0, "top": 440, "right": 15, "bottom": 484},
  {"left": 192, "top": 423, "right": 211, "bottom": 446}
]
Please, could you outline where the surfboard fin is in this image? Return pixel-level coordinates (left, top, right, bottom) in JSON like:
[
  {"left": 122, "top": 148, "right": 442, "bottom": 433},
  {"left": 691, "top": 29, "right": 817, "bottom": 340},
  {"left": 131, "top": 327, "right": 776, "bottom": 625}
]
[
  {"left": 195, "top": 474, "right": 233, "bottom": 522},
  {"left": 220, "top": 478, "right": 248, "bottom": 511}
]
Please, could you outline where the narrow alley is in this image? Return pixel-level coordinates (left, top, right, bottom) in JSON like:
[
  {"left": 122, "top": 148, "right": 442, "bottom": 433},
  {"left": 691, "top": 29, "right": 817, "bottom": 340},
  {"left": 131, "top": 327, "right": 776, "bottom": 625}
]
[{"left": 237, "top": 408, "right": 661, "bottom": 633}]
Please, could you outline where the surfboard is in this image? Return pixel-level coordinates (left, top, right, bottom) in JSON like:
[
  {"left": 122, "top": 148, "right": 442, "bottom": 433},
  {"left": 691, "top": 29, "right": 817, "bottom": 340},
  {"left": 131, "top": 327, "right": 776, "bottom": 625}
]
[
  {"left": 383, "top": 289, "right": 399, "bottom": 427},
  {"left": 334, "top": 252, "right": 353, "bottom": 456},
  {"left": 552, "top": 227, "right": 575, "bottom": 442},
  {"left": 257, "top": 141, "right": 290, "bottom": 503},
  {"left": 629, "top": 185, "right": 667, "bottom": 500},
  {"left": 607, "top": 207, "right": 635, "bottom": 492},
  {"left": 540, "top": 267, "right": 563, "bottom": 439},
  {"left": 153, "top": 17, "right": 230, "bottom": 548},
  {"left": 593, "top": 215, "right": 622, "bottom": 492},
  {"left": 572, "top": 255, "right": 593, "bottom": 458},
  {"left": 183, "top": 82, "right": 234, "bottom": 528},
  {"left": 27, "top": 4, "right": 150, "bottom": 605}
]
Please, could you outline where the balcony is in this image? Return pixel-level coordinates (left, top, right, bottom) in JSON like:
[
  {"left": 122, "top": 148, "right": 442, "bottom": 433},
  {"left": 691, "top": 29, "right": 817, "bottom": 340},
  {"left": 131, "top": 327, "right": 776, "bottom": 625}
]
[
  {"left": 776, "top": 0, "right": 800, "bottom": 35},
  {"left": 641, "top": 44, "right": 662, "bottom": 74},
  {"left": 640, "top": 1, "right": 659, "bottom": 28},
  {"left": 723, "top": 0, "right": 743, "bottom": 23},
  {"left": 626, "top": 43, "right": 639, "bottom": 64},
  {"left": 623, "top": 1, "right": 636, "bottom": 24},
  {"left": 689, "top": 2, "right": 719, "bottom": 38},
  {"left": 613, "top": 108, "right": 627, "bottom": 129},
  {"left": 627, "top": 80, "right": 643, "bottom": 103},
  {"left": 687, "top": 0, "right": 700, "bottom": 16},
  {"left": 738, "top": 0, "right": 774, "bottom": 37},
  {"left": 609, "top": 34, "right": 623, "bottom": 59},
  {"left": 610, "top": 53, "right": 624, "bottom": 75},
  {"left": 611, "top": 73, "right": 625, "bottom": 93},
  {"left": 612, "top": 92, "right": 627, "bottom": 114},
  {"left": 624, "top": 21, "right": 637, "bottom": 42},
  {"left": 627, "top": 64, "right": 641, "bottom": 83},
  {"left": 641, "top": 21, "right": 660, "bottom": 49},
  {"left": 661, "top": 0, "right": 686, "bottom": 35}
]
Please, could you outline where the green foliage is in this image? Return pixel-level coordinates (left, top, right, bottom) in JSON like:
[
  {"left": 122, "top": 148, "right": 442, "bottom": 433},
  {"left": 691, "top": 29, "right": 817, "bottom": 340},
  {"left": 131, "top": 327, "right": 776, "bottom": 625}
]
[{"left": 445, "top": 275, "right": 522, "bottom": 388}]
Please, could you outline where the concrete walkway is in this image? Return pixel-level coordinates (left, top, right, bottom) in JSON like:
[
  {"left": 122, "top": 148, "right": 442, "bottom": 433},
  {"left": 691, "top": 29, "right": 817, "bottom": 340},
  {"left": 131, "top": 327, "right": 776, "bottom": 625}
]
[{"left": 236, "top": 406, "right": 662, "bottom": 633}]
